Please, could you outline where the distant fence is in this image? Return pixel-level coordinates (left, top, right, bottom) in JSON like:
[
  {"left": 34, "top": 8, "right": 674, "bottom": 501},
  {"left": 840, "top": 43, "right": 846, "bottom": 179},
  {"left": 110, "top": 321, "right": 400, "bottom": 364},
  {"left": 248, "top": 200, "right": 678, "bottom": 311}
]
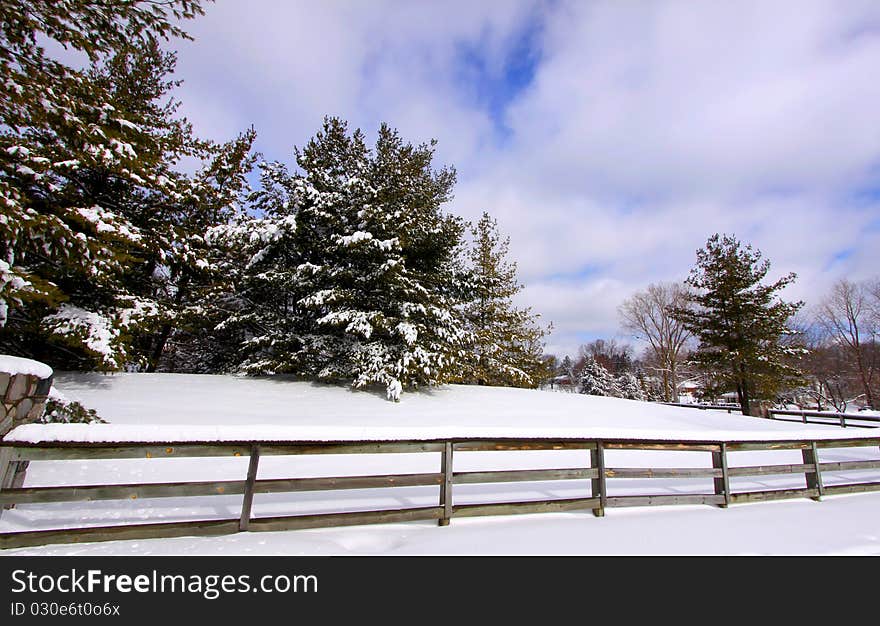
[
  {"left": 766, "top": 409, "right": 880, "bottom": 429},
  {"left": 663, "top": 402, "right": 742, "bottom": 413},
  {"left": 1, "top": 433, "right": 880, "bottom": 550},
  {"left": 664, "top": 402, "right": 879, "bottom": 429}
]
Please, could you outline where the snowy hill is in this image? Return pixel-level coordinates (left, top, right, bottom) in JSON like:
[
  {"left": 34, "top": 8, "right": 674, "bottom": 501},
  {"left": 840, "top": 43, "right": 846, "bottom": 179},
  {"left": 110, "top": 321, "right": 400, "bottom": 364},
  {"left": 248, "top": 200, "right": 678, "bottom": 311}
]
[{"left": 9, "top": 372, "right": 874, "bottom": 444}]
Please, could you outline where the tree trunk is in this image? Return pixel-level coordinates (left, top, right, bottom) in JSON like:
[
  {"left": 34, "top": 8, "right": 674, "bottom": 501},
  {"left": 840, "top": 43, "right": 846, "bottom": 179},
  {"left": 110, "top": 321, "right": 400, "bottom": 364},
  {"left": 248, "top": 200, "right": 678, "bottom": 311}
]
[
  {"left": 736, "top": 364, "right": 751, "bottom": 416},
  {"left": 146, "top": 322, "right": 175, "bottom": 373},
  {"left": 669, "top": 360, "right": 679, "bottom": 403},
  {"left": 854, "top": 349, "right": 875, "bottom": 409},
  {"left": 146, "top": 271, "right": 190, "bottom": 373}
]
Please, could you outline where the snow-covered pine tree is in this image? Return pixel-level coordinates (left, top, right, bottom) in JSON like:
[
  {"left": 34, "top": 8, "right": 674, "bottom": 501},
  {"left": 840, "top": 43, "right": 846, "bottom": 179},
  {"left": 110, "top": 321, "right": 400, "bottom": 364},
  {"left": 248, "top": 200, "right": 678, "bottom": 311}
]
[
  {"left": 637, "top": 372, "right": 666, "bottom": 402},
  {"left": 221, "top": 118, "right": 468, "bottom": 400},
  {"left": 458, "top": 212, "right": 548, "bottom": 388},
  {"left": 0, "top": 1, "right": 225, "bottom": 370},
  {"left": 579, "top": 356, "right": 620, "bottom": 397},
  {"left": 142, "top": 128, "right": 258, "bottom": 372},
  {"left": 617, "top": 371, "right": 647, "bottom": 401},
  {"left": 672, "top": 234, "right": 805, "bottom": 415}
]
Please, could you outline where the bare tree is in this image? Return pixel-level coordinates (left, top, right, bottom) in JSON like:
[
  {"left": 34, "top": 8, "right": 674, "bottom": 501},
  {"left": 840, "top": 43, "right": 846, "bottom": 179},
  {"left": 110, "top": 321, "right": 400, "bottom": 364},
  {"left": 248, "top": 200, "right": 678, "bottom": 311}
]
[
  {"left": 816, "top": 279, "right": 878, "bottom": 409},
  {"left": 619, "top": 282, "right": 693, "bottom": 402},
  {"left": 577, "top": 338, "right": 633, "bottom": 374},
  {"left": 799, "top": 319, "right": 852, "bottom": 412}
]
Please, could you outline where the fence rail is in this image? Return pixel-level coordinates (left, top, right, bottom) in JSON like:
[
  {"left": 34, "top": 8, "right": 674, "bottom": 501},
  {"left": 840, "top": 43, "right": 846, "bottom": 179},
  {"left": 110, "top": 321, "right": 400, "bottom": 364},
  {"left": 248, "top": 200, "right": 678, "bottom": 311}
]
[
  {"left": 767, "top": 409, "right": 880, "bottom": 429},
  {"left": 664, "top": 403, "right": 879, "bottom": 429},
  {"left": 662, "top": 402, "right": 741, "bottom": 413},
  {"left": 1, "top": 435, "right": 879, "bottom": 549}
]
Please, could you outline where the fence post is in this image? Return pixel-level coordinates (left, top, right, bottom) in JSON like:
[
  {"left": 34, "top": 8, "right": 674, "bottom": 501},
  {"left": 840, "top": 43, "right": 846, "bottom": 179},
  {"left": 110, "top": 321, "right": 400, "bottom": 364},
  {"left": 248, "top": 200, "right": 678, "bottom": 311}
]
[
  {"left": 439, "top": 441, "right": 453, "bottom": 526},
  {"left": 0, "top": 447, "right": 12, "bottom": 520},
  {"left": 802, "top": 441, "right": 823, "bottom": 501},
  {"left": 590, "top": 441, "right": 606, "bottom": 517},
  {"left": 711, "top": 443, "right": 730, "bottom": 508},
  {"left": 239, "top": 445, "right": 261, "bottom": 531}
]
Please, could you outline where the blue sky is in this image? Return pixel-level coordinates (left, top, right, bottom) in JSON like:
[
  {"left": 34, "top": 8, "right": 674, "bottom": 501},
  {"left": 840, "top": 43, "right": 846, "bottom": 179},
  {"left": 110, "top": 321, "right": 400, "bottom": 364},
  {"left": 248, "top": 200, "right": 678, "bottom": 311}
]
[{"left": 172, "top": 0, "right": 880, "bottom": 358}]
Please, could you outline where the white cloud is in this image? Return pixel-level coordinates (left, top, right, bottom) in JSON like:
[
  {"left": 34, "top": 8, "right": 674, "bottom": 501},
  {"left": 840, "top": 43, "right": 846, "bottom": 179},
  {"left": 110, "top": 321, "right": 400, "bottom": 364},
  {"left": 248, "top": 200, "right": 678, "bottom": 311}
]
[{"left": 171, "top": 0, "right": 880, "bottom": 358}]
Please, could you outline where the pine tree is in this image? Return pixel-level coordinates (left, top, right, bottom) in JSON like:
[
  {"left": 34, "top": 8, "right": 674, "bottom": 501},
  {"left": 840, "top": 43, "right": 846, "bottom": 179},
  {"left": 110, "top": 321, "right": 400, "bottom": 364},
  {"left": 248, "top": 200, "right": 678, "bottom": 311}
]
[
  {"left": 637, "top": 372, "right": 665, "bottom": 402},
  {"left": 579, "top": 356, "right": 620, "bottom": 397},
  {"left": 0, "top": 1, "right": 223, "bottom": 370},
  {"left": 220, "top": 118, "right": 469, "bottom": 400},
  {"left": 672, "top": 234, "right": 805, "bottom": 415},
  {"left": 458, "top": 212, "right": 548, "bottom": 388},
  {"left": 143, "top": 128, "right": 258, "bottom": 372},
  {"left": 617, "top": 371, "right": 647, "bottom": 401}
]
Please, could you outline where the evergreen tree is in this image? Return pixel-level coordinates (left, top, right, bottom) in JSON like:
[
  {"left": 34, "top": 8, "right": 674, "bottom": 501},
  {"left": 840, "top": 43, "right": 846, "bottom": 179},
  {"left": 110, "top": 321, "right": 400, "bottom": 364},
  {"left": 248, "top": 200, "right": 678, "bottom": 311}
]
[
  {"left": 617, "top": 371, "right": 646, "bottom": 401},
  {"left": 637, "top": 372, "right": 666, "bottom": 402},
  {"left": 219, "top": 117, "right": 469, "bottom": 400},
  {"left": 673, "top": 234, "right": 805, "bottom": 415},
  {"left": 458, "top": 212, "right": 548, "bottom": 388},
  {"left": 0, "top": 0, "right": 233, "bottom": 370},
  {"left": 579, "top": 356, "right": 620, "bottom": 397},
  {"left": 143, "top": 128, "right": 258, "bottom": 372}
]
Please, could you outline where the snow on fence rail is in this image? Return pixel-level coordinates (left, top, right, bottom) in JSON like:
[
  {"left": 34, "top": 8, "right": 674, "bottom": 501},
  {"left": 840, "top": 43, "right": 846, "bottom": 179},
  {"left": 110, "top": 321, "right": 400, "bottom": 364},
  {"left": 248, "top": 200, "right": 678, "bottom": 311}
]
[{"left": 1, "top": 435, "right": 880, "bottom": 549}]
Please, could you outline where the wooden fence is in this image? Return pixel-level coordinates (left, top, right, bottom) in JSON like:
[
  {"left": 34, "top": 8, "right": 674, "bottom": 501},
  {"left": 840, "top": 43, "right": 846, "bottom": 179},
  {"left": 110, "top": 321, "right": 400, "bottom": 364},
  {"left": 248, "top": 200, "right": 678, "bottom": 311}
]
[
  {"left": 767, "top": 409, "right": 880, "bottom": 429},
  {"left": 662, "top": 402, "right": 741, "bottom": 413},
  {"left": 664, "top": 402, "right": 879, "bottom": 429},
  {"left": 1, "top": 435, "right": 879, "bottom": 549}
]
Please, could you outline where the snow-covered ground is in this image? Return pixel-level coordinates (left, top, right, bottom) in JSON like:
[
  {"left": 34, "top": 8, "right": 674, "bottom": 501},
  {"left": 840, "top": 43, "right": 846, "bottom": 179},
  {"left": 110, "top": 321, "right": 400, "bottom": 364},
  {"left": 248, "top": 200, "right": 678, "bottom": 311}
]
[{"left": 2, "top": 373, "right": 879, "bottom": 555}]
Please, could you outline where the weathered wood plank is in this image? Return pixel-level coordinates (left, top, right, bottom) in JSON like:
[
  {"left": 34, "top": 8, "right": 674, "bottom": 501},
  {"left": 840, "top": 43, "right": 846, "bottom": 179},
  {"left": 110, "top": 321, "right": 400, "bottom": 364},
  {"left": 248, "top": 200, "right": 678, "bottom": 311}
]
[
  {"left": 814, "top": 438, "right": 880, "bottom": 449},
  {"left": 0, "top": 472, "right": 447, "bottom": 506},
  {"left": 725, "top": 441, "right": 813, "bottom": 451},
  {"left": 0, "top": 480, "right": 248, "bottom": 505},
  {"left": 726, "top": 463, "right": 816, "bottom": 477},
  {"left": 0, "top": 446, "right": 12, "bottom": 519},
  {"left": 802, "top": 442, "right": 823, "bottom": 501},
  {"left": 603, "top": 442, "right": 720, "bottom": 452},
  {"left": 817, "top": 460, "right": 880, "bottom": 472},
  {"left": 812, "top": 442, "right": 825, "bottom": 499},
  {"left": 452, "top": 468, "right": 596, "bottom": 484},
  {"left": 452, "top": 441, "right": 594, "bottom": 452},
  {"left": 728, "top": 488, "right": 819, "bottom": 503},
  {"left": 10, "top": 444, "right": 253, "bottom": 461},
  {"left": 259, "top": 442, "right": 446, "bottom": 456},
  {"left": 822, "top": 481, "right": 880, "bottom": 496},
  {"left": 0, "top": 518, "right": 240, "bottom": 550},
  {"left": 452, "top": 497, "right": 600, "bottom": 518},
  {"left": 439, "top": 442, "right": 453, "bottom": 526},
  {"left": 255, "top": 472, "right": 443, "bottom": 493},
  {"left": 606, "top": 494, "right": 725, "bottom": 507},
  {"left": 604, "top": 467, "right": 721, "bottom": 479},
  {"left": 591, "top": 441, "right": 606, "bottom": 517},
  {"left": 712, "top": 443, "right": 730, "bottom": 508},
  {"left": 248, "top": 506, "right": 444, "bottom": 532},
  {"left": 239, "top": 445, "right": 260, "bottom": 531},
  {"left": 5, "top": 441, "right": 447, "bottom": 461}
]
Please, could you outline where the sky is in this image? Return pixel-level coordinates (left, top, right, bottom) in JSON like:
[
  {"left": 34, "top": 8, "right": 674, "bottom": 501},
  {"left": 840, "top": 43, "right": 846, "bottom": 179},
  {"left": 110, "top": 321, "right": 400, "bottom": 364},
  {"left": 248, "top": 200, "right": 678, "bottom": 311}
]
[{"left": 170, "top": 0, "right": 880, "bottom": 358}]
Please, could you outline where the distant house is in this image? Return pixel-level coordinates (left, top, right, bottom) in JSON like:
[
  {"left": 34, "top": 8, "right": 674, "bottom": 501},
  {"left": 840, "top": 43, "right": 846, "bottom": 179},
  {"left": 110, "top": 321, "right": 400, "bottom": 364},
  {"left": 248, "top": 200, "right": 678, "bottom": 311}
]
[{"left": 676, "top": 378, "right": 702, "bottom": 403}]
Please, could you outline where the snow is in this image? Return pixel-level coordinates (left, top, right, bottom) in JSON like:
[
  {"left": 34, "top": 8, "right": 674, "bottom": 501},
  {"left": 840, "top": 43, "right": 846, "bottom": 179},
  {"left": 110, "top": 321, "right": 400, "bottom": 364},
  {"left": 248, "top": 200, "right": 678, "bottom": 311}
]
[
  {"left": 0, "top": 355, "right": 53, "bottom": 379},
  {"left": 6, "top": 375, "right": 878, "bottom": 444},
  {"left": 74, "top": 205, "right": 141, "bottom": 242},
  {"left": 42, "top": 305, "right": 119, "bottom": 367},
  {"left": 2, "top": 373, "right": 879, "bottom": 555}
]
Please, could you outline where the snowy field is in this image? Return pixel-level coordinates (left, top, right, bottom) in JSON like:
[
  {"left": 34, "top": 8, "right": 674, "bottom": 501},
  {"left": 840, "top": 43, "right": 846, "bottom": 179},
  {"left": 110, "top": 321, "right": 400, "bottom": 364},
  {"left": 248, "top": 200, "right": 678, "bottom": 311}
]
[{"left": 2, "top": 373, "right": 880, "bottom": 556}]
